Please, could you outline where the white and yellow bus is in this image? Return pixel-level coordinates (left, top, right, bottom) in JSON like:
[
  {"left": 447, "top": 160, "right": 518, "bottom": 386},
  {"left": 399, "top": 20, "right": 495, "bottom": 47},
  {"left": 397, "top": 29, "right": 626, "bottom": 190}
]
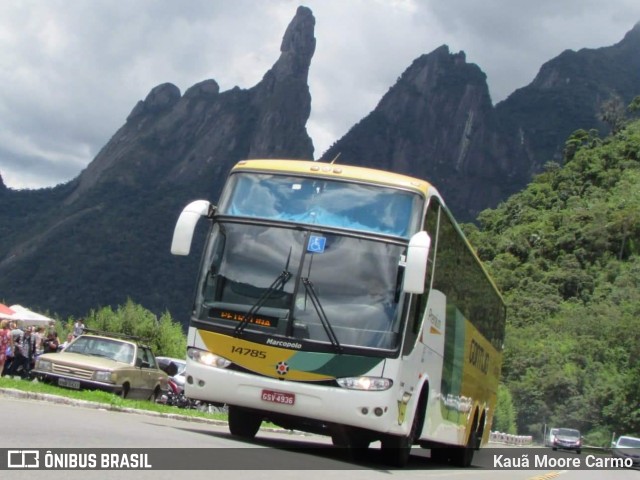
[{"left": 171, "top": 159, "right": 506, "bottom": 467}]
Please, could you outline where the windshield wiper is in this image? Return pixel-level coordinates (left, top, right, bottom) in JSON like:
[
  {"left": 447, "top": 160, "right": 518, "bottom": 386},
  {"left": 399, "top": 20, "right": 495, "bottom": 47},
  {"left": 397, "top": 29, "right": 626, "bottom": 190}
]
[
  {"left": 301, "top": 277, "right": 342, "bottom": 353},
  {"left": 233, "top": 269, "right": 292, "bottom": 336}
]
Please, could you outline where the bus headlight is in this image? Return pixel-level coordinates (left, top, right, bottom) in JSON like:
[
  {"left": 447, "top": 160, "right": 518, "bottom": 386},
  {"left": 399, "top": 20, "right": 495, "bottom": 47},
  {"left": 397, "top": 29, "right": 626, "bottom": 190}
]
[
  {"left": 337, "top": 376, "right": 393, "bottom": 391},
  {"left": 188, "top": 348, "right": 232, "bottom": 368}
]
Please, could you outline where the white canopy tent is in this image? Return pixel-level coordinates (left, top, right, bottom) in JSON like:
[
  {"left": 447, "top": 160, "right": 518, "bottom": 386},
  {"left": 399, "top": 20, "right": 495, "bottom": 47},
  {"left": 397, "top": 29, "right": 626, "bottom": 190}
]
[
  {"left": 9, "top": 304, "right": 55, "bottom": 327},
  {"left": 0, "top": 303, "right": 16, "bottom": 320}
]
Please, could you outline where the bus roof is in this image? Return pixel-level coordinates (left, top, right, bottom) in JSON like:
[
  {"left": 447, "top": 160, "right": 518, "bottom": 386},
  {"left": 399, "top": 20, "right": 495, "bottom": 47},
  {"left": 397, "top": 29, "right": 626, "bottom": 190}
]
[{"left": 232, "top": 159, "right": 433, "bottom": 197}]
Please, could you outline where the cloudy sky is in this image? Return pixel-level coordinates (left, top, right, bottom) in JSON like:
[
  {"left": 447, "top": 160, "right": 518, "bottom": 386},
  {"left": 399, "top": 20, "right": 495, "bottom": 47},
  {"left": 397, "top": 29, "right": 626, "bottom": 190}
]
[{"left": 1, "top": 0, "right": 639, "bottom": 190}]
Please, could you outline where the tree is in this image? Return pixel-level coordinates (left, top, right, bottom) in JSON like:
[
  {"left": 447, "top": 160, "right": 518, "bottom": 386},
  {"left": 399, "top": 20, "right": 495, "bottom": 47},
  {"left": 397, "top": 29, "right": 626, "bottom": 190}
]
[
  {"left": 472, "top": 118, "right": 640, "bottom": 440},
  {"left": 599, "top": 95, "right": 626, "bottom": 134},
  {"left": 82, "top": 299, "right": 186, "bottom": 357},
  {"left": 493, "top": 384, "right": 518, "bottom": 434},
  {"left": 628, "top": 95, "right": 640, "bottom": 116}
]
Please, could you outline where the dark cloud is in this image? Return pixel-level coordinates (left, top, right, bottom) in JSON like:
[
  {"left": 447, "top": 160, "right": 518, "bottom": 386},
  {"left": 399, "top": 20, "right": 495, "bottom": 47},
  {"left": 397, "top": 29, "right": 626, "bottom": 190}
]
[{"left": 1, "top": 0, "right": 638, "bottom": 189}]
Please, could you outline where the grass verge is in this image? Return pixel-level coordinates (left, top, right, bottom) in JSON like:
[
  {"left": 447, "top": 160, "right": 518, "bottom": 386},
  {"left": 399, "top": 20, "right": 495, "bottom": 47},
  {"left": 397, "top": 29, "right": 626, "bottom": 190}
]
[{"left": 0, "top": 376, "right": 229, "bottom": 421}]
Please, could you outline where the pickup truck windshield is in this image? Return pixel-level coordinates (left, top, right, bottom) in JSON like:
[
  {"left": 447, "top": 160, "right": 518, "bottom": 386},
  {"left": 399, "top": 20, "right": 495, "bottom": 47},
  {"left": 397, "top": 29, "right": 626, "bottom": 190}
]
[{"left": 65, "top": 337, "right": 135, "bottom": 364}]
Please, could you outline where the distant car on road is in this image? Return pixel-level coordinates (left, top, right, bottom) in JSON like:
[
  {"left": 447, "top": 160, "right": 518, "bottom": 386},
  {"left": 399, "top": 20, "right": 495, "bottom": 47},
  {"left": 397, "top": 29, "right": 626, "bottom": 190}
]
[
  {"left": 545, "top": 428, "right": 559, "bottom": 447},
  {"left": 551, "top": 428, "right": 582, "bottom": 454},
  {"left": 32, "top": 332, "right": 169, "bottom": 401},
  {"left": 611, "top": 435, "right": 640, "bottom": 466}
]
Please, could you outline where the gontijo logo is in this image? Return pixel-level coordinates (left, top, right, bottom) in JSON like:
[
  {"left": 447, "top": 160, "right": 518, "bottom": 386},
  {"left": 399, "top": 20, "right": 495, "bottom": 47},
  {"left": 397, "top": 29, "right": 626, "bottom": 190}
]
[{"left": 7, "top": 450, "right": 39, "bottom": 468}]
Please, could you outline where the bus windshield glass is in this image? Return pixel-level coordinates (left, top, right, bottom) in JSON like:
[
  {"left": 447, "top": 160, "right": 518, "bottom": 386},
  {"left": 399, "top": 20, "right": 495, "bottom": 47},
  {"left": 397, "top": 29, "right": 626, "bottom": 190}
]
[
  {"left": 218, "top": 172, "right": 423, "bottom": 238},
  {"left": 197, "top": 222, "right": 406, "bottom": 351}
]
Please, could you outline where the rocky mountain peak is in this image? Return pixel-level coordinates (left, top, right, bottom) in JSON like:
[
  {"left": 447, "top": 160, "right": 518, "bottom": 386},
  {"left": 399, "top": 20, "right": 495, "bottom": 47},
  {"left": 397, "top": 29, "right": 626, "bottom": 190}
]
[
  {"left": 246, "top": 5, "right": 315, "bottom": 158},
  {"left": 322, "top": 43, "right": 501, "bottom": 221},
  {"left": 269, "top": 6, "right": 316, "bottom": 80},
  {"left": 65, "top": 7, "right": 315, "bottom": 203},
  {"left": 127, "top": 83, "right": 182, "bottom": 121}
]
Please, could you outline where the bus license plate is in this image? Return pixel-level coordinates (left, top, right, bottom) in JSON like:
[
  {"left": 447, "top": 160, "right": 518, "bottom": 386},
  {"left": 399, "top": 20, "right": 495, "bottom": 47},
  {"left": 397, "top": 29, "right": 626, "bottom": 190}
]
[
  {"left": 59, "top": 378, "right": 81, "bottom": 389},
  {"left": 261, "top": 389, "right": 295, "bottom": 405}
]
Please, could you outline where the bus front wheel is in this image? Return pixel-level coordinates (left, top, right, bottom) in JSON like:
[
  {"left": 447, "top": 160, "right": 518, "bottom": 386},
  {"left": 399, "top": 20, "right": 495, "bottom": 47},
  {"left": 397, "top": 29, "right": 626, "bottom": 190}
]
[
  {"left": 381, "top": 409, "right": 420, "bottom": 467},
  {"left": 381, "top": 434, "right": 412, "bottom": 467},
  {"left": 228, "top": 406, "right": 262, "bottom": 439}
]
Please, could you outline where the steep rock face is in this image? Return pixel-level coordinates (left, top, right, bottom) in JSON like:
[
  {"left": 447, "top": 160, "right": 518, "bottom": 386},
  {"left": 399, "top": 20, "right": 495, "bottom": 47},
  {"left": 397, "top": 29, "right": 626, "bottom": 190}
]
[
  {"left": 495, "top": 21, "right": 640, "bottom": 176},
  {"left": 68, "top": 5, "right": 315, "bottom": 204},
  {"left": 322, "top": 46, "right": 512, "bottom": 221},
  {"left": 247, "top": 5, "right": 316, "bottom": 159},
  {"left": 1, "top": 11, "right": 638, "bottom": 321},
  {"left": 0, "top": 7, "right": 317, "bottom": 319}
]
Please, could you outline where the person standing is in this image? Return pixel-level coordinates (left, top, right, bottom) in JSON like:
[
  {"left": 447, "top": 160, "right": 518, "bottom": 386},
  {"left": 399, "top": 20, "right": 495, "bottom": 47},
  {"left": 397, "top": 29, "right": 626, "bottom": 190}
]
[
  {"left": 43, "top": 326, "right": 59, "bottom": 354},
  {"left": 73, "top": 318, "right": 85, "bottom": 338},
  {"left": 34, "top": 326, "right": 45, "bottom": 355},
  {"left": 7, "top": 323, "right": 25, "bottom": 377},
  {"left": 60, "top": 333, "right": 74, "bottom": 351},
  {"left": 0, "top": 320, "right": 13, "bottom": 376},
  {"left": 20, "top": 327, "right": 37, "bottom": 377}
]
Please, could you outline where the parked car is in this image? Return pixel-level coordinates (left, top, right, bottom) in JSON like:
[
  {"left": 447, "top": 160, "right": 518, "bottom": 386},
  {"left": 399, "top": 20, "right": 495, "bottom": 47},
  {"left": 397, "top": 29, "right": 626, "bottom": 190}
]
[
  {"left": 611, "top": 435, "right": 640, "bottom": 466},
  {"left": 32, "top": 332, "right": 169, "bottom": 401},
  {"left": 551, "top": 428, "right": 582, "bottom": 454},
  {"left": 545, "top": 428, "right": 559, "bottom": 447},
  {"left": 156, "top": 356, "right": 186, "bottom": 392}
]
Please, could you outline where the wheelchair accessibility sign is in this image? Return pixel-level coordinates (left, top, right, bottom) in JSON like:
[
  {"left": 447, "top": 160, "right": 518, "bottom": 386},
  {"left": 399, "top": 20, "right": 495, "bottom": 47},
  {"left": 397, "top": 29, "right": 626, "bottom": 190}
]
[{"left": 307, "top": 235, "right": 326, "bottom": 253}]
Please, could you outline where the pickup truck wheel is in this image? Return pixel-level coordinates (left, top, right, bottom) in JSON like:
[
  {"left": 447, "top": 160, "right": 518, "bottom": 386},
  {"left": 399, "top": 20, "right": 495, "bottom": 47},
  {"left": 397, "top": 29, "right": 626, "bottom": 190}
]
[
  {"left": 120, "top": 383, "right": 130, "bottom": 399},
  {"left": 149, "top": 387, "right": 161, "bottom": 402}
]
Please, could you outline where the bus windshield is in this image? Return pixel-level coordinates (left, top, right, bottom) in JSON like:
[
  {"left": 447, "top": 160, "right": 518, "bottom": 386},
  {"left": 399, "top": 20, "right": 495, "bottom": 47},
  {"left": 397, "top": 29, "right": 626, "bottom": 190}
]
[
  {"left": 197, "top": 222, "right": 406, "bottom": 351},
  {"left": 218, "top": 172, "right": 423, "bottom": 238}
]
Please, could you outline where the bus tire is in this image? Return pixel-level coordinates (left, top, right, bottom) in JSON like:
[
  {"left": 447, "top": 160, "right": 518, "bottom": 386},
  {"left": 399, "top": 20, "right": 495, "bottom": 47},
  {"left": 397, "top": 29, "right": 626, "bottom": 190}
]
[
  {"left": 450, "top": 429, "right": 477, "bottom": 468},
  {"left": 228, "top": 406, "right": 262, "bottom": 439},
  {"left": 381, "top": 408, "right": 420, "bottom": 467},
  {"left": 381, "top": 434, "right": 411, "bottom": 467}
]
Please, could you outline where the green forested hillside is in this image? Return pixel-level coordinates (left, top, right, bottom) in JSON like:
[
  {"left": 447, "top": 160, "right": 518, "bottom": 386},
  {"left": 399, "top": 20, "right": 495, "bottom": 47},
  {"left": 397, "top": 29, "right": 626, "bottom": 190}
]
[{"left": 465, "top": 107, "right": 640, "bottom": 445}]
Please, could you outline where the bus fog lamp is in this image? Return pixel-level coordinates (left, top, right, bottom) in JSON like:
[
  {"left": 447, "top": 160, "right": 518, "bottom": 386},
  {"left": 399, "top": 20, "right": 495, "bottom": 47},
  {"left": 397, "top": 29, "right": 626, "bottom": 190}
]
[
  {"left": 188, "top": 348, "right": 232, "bottom": 369},
  {"left": 337, "top": 376, "right": 393, "bottom": 391},
  {"left": 374, "top": 407, "right": 384, "bottom": 417}
]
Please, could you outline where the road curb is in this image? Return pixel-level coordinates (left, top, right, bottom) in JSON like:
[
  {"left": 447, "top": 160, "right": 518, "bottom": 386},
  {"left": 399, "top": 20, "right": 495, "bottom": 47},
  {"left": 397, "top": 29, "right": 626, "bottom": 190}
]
[
  {"left": 0, "top": 387, "right": 306, "bottom": 435},
  {"left": 0, "top": 387, "right": 230, "bottom": 425}
]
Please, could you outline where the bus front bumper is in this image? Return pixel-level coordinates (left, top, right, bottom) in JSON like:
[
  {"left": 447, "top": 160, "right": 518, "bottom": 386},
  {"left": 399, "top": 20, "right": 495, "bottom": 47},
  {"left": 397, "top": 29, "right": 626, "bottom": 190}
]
[{"left": 184, "top": 359, "right": 408, "bottom": 435}]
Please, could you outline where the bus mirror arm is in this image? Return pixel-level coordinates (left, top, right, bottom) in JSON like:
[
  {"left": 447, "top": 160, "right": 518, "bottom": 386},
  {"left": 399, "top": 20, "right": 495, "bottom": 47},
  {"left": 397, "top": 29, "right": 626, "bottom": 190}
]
[
  {"left": 171, "top": 200, "right": 213, "bottom": 256},
  {"left": 402, "top": 231, "right": 431, "bottom": 294}
]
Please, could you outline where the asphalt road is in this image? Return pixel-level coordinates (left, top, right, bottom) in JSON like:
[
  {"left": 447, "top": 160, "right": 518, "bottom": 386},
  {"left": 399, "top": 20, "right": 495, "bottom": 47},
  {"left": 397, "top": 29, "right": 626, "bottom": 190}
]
[{"left": 0, "top": 391, "right": 637, "bottom": 480}]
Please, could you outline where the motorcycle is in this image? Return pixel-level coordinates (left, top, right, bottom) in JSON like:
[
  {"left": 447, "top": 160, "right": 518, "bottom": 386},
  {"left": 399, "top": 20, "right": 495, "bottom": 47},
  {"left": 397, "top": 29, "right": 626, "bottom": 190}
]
[{"left": 158, "top": 378, "right": 193, "bottom": 408}]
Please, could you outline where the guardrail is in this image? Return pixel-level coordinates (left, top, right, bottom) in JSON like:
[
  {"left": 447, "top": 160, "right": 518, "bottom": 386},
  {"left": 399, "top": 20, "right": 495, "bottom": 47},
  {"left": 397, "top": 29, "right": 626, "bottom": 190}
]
[{"left": 490, "top": 431, "right": 533, "bottom": 445}]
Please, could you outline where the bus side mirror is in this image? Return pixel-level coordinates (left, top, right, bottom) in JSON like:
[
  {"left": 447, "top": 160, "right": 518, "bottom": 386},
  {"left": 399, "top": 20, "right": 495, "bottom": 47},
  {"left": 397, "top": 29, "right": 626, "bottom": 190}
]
[
  {"left": 171, "top": 200, "right": 213, "bottom": 256},
  {"left": 403, "top": 231, "right": 431, "bottom": 294}
]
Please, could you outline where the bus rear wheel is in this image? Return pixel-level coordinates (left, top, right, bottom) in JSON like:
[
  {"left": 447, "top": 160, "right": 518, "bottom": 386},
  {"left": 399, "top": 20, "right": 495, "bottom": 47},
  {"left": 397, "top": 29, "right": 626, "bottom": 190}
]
[
  {"left": 228, "top": 406, "right": 262, "bottom": 439},
  {"left": 450, "top": 429, "right": 477, "bottom": 467}
]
